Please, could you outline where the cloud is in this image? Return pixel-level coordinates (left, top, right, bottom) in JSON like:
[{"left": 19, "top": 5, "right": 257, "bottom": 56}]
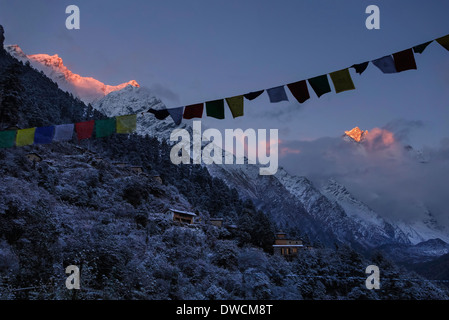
[
  {"left": 249, "top": 102, "right": 306, "bottom": 120},
  {"left": 279, "top": 122, "right": 449, "bottom": 227},
  {"left": 149, "top": 83, "right": 180, "bottom": 104},
  {"left": 383, "top": 119, "right": 424, "bottom": 143},
  {"left": 363, "top": 127, "right": 395, "bottom": 151}
]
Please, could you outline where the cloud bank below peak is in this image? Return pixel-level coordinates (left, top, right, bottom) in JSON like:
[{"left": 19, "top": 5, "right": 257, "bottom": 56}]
[{"left": 279, "top": 120, "right": 449, "bottom": 227}]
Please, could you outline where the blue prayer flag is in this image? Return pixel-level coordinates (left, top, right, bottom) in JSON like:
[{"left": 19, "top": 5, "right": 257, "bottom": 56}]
[
  {"left": 34, "top": 126, "right": 55, "bottom": 144},
  {"left": 266, "top": 86, "right": 289, "bottom": 103},
  {"left": 372, "top": 55, "right": 397, "bottom": 74},
  {"left": 168, "top": 107, "right": 184, "bottom": 125}
]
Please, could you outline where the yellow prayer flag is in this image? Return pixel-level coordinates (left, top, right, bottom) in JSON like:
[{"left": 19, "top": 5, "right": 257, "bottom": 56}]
[
  {"left": 116, "top": 114, "right": 137, "bottom": 134},
  {"left": 225, "top": 95, "right": 244, "bottom": 118},
  {"left": 436, "top": 34, "right": 449, "bottom": 51},
  {"left": 16, "top": 128, "right": 36, "bottom": 147},
  {"left": 329, "top": 69, "right": 355, "bottom": 94}
]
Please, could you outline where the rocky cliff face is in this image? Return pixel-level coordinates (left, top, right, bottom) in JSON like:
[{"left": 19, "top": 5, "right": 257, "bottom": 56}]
[{"left": 0, "top": 25, "right": 5, "bottom": 54}]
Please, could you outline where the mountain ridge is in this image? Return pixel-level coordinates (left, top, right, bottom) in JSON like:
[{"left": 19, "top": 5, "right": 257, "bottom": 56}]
[{"left": 4, "top": 44, "right": 139, "bottom": 104}]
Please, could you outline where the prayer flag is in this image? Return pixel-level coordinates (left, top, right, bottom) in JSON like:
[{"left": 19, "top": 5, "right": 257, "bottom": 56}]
[
  {"left": 75, "top": 120, "right": 95, "bottom": 140},
  {"left": 287, "top": 80, "right": 310, "bottom": 104},
  {"left": 267, "top": 86, "right": 289, "bottom": 103},
  {"left": 436, "top": 34, "right": 449, "bottom": 51},
  {"left": 95, "top": 118, "right": 116, "bottom": 138},
  {"left": 168, "top": 107, "right": 184, "bottom": 125},
  {"left": 53, "top": 124, "right": 74, "bottom": 141},
  {"left": 243, "top": 90, "right": 264, "bottom": 101},
  {"left": 16, "top": 128, "right": 36, "bottom": 147},
  {"left": 34, "top": 126, "right": 55, "bottom": 144},
  {"left": 372, "top": 55, "right": 397, "bottom": 74},
  {"left": 413, "top": 41, "right": 432, "bottom": 54},
  {"left": 116, "top": 114, "right": 137, "bottom": 134},
  {"left": 148, "top": 108, "right": 170, "bottom": 120},
  {"left": 330, "top": 68, "right": 355, "bottom": 93},
  {"left": 351, "top": 62, "right": 369, "bottom": 75},
  {"left": 0, "top": 130, "right": 16, "bottom": 148},
  {"left": 393, "top": 49, "right": 417, "bottom": 72},
  {"left": 183, "top": 103, "right": 204, "bottom": 119},
  {"left": 308, "top": 75, "right": 331, "bottom": 97},
  {"left": 225, "top": 95, "right": 244, "bottom": 118},
  {"left": 206, "top": 99, "right": 225, "bottom": 119}
]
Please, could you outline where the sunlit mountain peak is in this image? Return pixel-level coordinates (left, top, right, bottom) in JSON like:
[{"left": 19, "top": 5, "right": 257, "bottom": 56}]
[{"left": 344, "top": 126, "right": 369, "bottom": 142}]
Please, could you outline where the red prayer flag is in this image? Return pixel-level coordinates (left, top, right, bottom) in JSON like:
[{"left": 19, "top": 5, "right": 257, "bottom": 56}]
[
  {"left": 393, "top": 49, "right": 417, "bottom": 72},
  {"left": 183, "top": 103, "right": 204, "bottom": 119},
  {"left": 75, "top": 120, "right": 95, "bottom": 140},
  {"left": 287, "top": 80, "right": 310, "bottom": 104}
]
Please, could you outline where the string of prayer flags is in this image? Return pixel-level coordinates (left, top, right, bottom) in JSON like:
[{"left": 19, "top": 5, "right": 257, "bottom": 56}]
[
  {"left": 225, "top": 95, "right": 244, "bottom": 118},
  {"left": 436, "top": 35, "right": 449, "bottom": 51},
  {"left": 116, "top": 114, "right": 137, "bottom": 134},
  {"left": 351, "top": 62, "right": 369, "bottom": 75},
  {"left": 393, "top": 48, "right": 417, "bottom": 72},
  {"left": 287, "top": 80, "right": 310, "bottom": 104},
  {"left": 206, "top": 99, "right": 225, "bottom": 119},
  {"left": 183, "top": 103, "right": 204, "bottom": 119},
  {"left": 95, "top": 118, "right": 116, "bottom": 138},
  {"left": 244, "top": 90, "right": 264, "bottom": 101},
  {"left": 0, "top": 130, "right": 16, "bottom": 148},
  {"left": 148, "top": 108, "right": 170, "bottom": 120},
  {"left": 53, "top": 124, "right": 74, "bottom": 141},
  {"left": 1, "top": 32, "right": 448, "bottom": 134},
  {"left": 372, "top": 55, "right": 397, "bottom": 74},
  {"left": 308, "top": 74, "right": 331, "bottom": 97},
  {"left": 34, "top": 126, "right": 55, "bottom": 144},
  {"left": 168, "top": 107, "right": 184, "bottom": 125},
  {"left": 330, "top": 68, "right": 355, "bottom": 93},
  {"left": 267, "top": 86, "right": 289, "bottom": 103},
  {"left": 75, "top": 120, "right": 95, "bottom": 140},
  {"left": 16, "top": 128, "right": 36, "bottom": 147},
  {"left": 413, "top": 41, "right": 433, "bottom": 54}
]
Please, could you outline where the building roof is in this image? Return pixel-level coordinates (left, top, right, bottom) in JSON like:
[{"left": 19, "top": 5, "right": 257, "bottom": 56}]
[
  {"left": 272, "top": 245, "right": 304, "bottom": 247},
  {"left": 169, "top": 208, "right": 197, "bottom": 216},
  {"left": 27, "top": 152, "right": 41, "bottom": 157}
]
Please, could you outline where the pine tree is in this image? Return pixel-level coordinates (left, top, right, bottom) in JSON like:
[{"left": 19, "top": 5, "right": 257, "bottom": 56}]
[{"left": 0, "top": 62, "right": 23, "bottom": 128}]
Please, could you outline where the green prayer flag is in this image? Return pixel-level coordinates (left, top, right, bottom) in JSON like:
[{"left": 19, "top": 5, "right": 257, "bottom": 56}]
[
  {"left": 116, "top": 114, "right": 137, "bottom": 134},
  {"left": 225, "top": 95, "right": 244, "bottom": 118},
  {"left": 206, "top": 99, "right": 225, "bottom": 119},
  {"left": 16, "top": 128, "right": 36, "bottom": 147},
  {"left": 0, "top": 130, "right": 16, "bottom": 148},
  {"left": 436, "top": 35, "right": 449, "bottom": 51},
  {"left": 96, "top": 118, "right": 116, "bottom": 138},
  {"left": 330, "top": 68, "right": 355, "bottom": 93}
]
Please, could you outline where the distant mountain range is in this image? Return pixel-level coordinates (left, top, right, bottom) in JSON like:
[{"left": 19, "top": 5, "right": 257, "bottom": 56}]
[{"left": 8, "top": 44, "right": 449, "bottom": 264}]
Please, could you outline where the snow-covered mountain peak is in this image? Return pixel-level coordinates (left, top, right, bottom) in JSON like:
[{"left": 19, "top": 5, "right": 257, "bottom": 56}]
[
  {"left": 5, "top": 44, "right": 27, "bottom": 60},
  {"left": 343, "top": 126, "right": 369, "bottom": 143},
  {"left": 93, "top": 84, "right": 188, "bottom": 140},
  {"left": 4, "top": 44, "right": 139, "bottom": 104}
]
